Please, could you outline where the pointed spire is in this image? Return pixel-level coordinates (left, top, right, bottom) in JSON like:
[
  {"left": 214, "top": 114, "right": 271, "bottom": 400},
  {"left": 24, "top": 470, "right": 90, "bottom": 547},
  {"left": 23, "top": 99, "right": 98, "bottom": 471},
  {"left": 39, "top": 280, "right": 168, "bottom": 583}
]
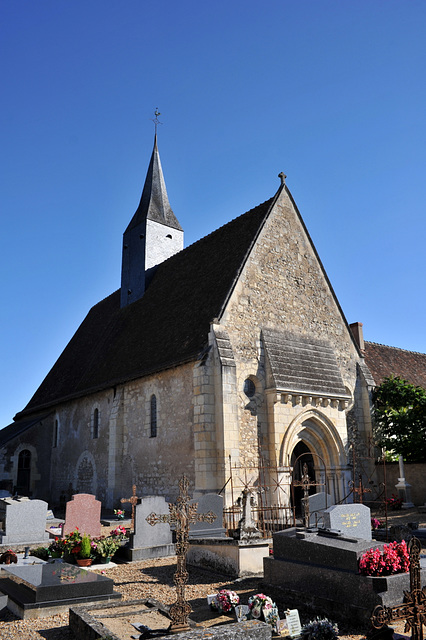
[{"left": 126, "top": 135, "right": 182, "bottom": 233}]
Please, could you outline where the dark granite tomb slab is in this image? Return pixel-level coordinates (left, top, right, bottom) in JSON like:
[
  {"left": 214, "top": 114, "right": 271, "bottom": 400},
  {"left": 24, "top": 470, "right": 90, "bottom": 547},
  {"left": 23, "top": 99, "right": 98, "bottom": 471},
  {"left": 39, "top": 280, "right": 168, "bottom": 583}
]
[
  {"left": 272, "top": 527, "right": 382, "bottom": 572},
  {"left": 0, "top": 562, "right": 121, "bottom": 618}
]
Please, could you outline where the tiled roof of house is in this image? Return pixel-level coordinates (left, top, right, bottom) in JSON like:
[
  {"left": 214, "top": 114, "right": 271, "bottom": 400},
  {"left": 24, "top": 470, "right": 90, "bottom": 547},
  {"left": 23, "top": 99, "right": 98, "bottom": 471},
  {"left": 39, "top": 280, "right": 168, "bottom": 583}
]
[
  {"left": 364, "top": 341, "right": 426, "bottom": 389},
  {"left": 15, "top": 197, "right": 275, "bottom": 419}
]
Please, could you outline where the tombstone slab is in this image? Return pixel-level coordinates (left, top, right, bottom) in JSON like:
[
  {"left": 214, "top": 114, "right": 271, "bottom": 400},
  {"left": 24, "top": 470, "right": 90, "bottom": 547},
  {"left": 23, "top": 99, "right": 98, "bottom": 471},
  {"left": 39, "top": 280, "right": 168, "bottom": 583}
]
[
  {"left": 0, "top": 497, "right": 49, "bottom": 544},
  {"left": 321, "top": 503, "right": 372, "bottom": 541},
  {"left": 0, "top": 562, "right": 121, "bottom": 619},
  {"left": 307, "top": 492, "right": 333, "bottom": 527},
  {"left": 124, "top": 496, "right": 175, "bottom": 561},
  {"left": 62, "top": 493, "right": 101, "bottom": 537},
  {"left": 189, "top": 494, "right": 225, "bottom": 538}
]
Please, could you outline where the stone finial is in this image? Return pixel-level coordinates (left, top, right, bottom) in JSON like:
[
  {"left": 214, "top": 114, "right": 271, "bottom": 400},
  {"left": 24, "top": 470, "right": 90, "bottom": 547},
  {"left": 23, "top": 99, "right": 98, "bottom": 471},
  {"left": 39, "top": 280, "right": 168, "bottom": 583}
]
[{"left": 278, "top": 172, "right": 287, "bottom": 185}]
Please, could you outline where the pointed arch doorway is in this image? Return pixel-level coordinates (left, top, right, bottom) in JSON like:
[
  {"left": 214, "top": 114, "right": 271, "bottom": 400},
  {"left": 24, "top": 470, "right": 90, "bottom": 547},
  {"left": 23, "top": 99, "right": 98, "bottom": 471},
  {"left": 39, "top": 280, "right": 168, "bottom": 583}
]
[
  {"left": 290, "top": 441, "right": 316, "bottom": 515},
  {"left": 280, "top": 409, "right": 349, "bottom": 507}
]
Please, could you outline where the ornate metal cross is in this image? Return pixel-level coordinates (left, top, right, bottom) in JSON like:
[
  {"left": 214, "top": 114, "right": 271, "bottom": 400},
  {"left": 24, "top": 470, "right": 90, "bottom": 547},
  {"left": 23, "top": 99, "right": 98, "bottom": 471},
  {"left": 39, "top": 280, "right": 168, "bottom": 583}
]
[
  {"left": 120, "top": 484, "right": 140, "bottom": 531},
  {"left": 349, "top": 474, "right": 372, "bottom": 504},
  {"left": 371, "top": 537, "right": 426, "bottom": 640},
  {"left": 293, "top": 462, "right": 322, "bottom": 528},
  {"left": 146, "top": 476, "right": 217, "bottom": 633}
]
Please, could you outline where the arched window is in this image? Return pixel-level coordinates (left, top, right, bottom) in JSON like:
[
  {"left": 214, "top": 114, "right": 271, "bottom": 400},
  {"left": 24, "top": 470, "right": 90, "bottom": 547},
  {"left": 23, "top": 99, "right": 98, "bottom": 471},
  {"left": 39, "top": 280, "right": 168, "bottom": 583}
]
[
  {"left": 244, "top": 378, "right": 256, "bottom": 398},
  {"left": 150, "top": 394, "right": 157, "bottom": 438},
  {"left": 93, "top": 408, "right": 99, "bottom": 439},
  {"left": 53, "top": 419, "right": 59, "bottom": 448},
  {"left": 17, "top": 449, "right": 31, "bottom": 496}
]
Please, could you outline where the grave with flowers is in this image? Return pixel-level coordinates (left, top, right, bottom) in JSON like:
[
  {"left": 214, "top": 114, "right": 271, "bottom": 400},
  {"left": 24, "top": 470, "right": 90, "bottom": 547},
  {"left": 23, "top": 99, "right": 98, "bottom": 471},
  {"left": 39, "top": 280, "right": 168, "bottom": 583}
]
[{"left": 263, "top": 514, "right": 426, "bottom": 627}]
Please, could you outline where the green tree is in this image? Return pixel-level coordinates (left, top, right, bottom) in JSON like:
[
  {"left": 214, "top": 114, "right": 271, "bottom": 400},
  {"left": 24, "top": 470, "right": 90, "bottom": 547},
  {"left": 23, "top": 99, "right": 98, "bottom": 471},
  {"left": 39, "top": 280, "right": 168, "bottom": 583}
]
[{"left": 372, "top": 376, "right": 426, "bottom": 462}]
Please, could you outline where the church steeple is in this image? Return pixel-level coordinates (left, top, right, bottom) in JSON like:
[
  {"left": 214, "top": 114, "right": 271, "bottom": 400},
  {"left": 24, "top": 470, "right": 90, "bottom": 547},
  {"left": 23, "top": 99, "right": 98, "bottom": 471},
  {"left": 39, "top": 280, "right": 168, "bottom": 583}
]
[{"left": 120, "top": 134, "right": 183, "bottom": 308}]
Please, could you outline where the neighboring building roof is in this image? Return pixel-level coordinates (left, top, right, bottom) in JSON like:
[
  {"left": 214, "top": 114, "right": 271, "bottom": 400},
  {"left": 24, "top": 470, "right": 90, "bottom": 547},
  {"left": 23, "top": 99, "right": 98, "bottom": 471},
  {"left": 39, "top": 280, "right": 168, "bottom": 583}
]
[
  {"left": 364, "top": 341, "right": 426, "bottom": 389},
  {"left": 262, "top": 328, "right": 349, "bottom": 398},
  {"left": 15, "top": 197, "right": 275, "bottom": 418},
  {"left": 126, "top": 135, "right": 182, "bottom": 232}
]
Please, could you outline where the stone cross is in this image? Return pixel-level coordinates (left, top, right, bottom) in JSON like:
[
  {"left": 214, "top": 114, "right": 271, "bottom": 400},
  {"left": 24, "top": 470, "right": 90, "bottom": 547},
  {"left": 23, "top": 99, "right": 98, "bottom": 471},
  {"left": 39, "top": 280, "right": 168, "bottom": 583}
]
[
  {"left": 120, "top": 485, "right": 140, "bottom": 531},
  {"left": 146, "top": 476, "right": 216, "bottom": 633},
  {"left": 293, "top": 463, "right": 322, "bottom": 528},
  {"left": 371, "top": 537, "right": 426, "bottom": 640}
]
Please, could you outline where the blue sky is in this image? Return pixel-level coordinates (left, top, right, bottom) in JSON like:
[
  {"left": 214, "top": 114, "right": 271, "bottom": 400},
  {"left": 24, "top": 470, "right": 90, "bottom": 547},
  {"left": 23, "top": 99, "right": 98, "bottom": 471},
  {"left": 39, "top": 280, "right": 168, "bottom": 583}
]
[{"left": 1, "top": 1, "right": 426, "bottom": 427}]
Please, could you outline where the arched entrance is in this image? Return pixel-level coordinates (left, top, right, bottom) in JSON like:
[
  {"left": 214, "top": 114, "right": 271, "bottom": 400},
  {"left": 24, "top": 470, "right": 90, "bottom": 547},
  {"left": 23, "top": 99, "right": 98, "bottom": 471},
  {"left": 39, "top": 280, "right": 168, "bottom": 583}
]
[
  {"left": 280, "top": 409, "right": 348, "bottom": 506},
  {"left": 291, "top": 441, "right": 316, "bottom": 515}
]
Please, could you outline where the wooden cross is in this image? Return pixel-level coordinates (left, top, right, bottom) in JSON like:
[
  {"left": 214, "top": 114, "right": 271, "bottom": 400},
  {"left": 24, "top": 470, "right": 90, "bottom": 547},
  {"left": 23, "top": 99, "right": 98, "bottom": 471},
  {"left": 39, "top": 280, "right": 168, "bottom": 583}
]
[
  {"left": 371, "top": 537, "right": 426, "bottom": 640},
  {"left": 120, "top": 485, "right": 140, "bottom": 531},
  {"left": 146, "top": 475, "right": 217, "bottom": 633},
  {"left": 293, "top": 462, "right": 322, "bottom": 528}
]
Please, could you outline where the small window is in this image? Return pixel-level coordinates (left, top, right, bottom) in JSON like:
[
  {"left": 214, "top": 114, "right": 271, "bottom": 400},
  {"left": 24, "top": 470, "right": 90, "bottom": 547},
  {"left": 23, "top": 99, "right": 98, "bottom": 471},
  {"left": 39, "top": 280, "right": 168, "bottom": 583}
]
[
  {"left": 93, "top": 408, "right": 99, "bottom": 439},
  {"left": 166, "top": 234, "right": 172, "bottom": 239},
  {"left": 150, "top": 394, "right": 157, "bottom": 437},
  {"left": 53, "top": 419, "right": 59, "bottom": 448},
  {"left": 244, "top": 378, "right": 256, "bottom": 398}
]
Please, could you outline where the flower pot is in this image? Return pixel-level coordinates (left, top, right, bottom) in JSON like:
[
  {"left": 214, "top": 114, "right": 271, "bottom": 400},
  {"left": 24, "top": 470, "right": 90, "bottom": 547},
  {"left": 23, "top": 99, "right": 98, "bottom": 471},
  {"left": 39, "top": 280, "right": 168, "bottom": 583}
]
[
  {"left": 76, "top": 558, "right": 92, "bottom": 567},
  {"left": 100, "top": 556, "right": 111, "bottom": 564}
]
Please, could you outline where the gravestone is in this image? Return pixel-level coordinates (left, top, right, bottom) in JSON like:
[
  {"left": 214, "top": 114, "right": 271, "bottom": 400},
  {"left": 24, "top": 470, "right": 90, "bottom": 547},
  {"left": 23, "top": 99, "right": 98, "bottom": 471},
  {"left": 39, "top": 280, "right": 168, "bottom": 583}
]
[
  {"left": 307, "top": 492, "right": 333, "bottom": 527},
  {"left": 321, "top": 503, "right": 371, "bottom": 541},
  {"left": 189, "top": 494, "right": 225, "bottom": 538},
  {"left": 124, "top": 495, "right": 175, "bottom": 561},
  {"left": 1, "top": 562, "right": 121, "bottom": 619},
  {"left": 0, "top": 497, "right": 49, "bottom": 544},
  {"left": 62, "top": 493, "right": 101, "bottom": 537}
]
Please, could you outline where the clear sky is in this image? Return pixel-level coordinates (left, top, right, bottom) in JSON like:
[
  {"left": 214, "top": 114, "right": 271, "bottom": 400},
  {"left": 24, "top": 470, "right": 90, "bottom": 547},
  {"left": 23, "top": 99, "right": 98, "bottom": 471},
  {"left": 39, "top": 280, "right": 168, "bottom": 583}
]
[{"left": 1, "top": 1, "right": 426, "bottom": 428}]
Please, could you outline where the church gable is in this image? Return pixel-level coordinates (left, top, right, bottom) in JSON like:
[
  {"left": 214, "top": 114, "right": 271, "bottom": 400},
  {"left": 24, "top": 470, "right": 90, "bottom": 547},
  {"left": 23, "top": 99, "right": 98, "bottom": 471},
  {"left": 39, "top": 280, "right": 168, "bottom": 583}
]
[{"left": 220, "top": 184, "right": 361, "bottom": 384}]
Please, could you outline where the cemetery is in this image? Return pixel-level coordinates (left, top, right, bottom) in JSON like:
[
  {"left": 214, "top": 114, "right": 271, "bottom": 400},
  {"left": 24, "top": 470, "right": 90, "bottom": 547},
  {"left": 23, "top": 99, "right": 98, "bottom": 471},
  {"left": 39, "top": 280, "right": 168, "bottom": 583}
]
[{"left": 0, "top": 476, "right": 425, "bottom": 640}]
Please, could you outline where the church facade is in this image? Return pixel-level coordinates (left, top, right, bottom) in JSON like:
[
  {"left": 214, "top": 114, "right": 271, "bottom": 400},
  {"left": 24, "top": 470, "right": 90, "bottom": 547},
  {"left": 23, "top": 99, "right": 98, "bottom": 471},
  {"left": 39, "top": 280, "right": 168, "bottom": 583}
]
[{"left": 2, "top": 136, "right": 419, "bottom": 512}]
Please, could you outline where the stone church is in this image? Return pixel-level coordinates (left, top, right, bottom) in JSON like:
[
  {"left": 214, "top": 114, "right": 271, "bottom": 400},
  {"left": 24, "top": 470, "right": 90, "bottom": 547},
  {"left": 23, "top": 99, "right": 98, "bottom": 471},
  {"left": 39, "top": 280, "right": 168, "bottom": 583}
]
[{"left": 1, "top": 136, "right": 425, "bottom": 512}]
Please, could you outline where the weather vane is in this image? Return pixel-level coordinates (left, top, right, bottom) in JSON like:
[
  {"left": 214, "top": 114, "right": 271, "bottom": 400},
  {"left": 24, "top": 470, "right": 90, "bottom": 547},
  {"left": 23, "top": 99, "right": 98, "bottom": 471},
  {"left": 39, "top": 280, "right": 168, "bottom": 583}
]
[{"left": 152, "top": 108, "right": 162, "bottom": 135}]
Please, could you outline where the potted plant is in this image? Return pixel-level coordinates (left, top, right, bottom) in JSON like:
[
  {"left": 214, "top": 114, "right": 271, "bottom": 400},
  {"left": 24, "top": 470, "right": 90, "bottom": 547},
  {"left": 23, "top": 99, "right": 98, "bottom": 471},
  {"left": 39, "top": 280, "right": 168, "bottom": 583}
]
[
  {"left": 114, "top": 508, "right": 125, "bottom": 520},
  {"left": 210, "top": 589, "right": 240, "bottom": 613},
  {"left": 76, "top": 533, "right": 92, "bottom": 567},
  {"left": 92, "top": 535, "right": 122, "bottom": 563},
  {"left": 247, "top": 593, "right": 279, "bottom": 628},
  {"left": 48, "top": 537, "right": 64, "bottom": 559},
  {"left": 300, "top": 618, "right": 339, "bottom": 640}
]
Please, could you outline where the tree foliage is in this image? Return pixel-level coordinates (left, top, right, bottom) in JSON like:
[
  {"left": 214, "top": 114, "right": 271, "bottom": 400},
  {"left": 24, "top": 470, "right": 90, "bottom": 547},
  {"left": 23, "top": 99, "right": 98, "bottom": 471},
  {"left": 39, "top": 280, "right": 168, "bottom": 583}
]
[{"left": 372, "top": 376, "right": 426, "bottom": 462}]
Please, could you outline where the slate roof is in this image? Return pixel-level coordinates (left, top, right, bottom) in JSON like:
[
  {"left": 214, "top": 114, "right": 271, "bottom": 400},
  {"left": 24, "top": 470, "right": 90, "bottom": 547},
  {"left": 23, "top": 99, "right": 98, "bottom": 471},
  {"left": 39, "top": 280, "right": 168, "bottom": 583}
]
[
  {"left": 262, "top": 328, "right": 349, "bottom": 398},
  {"left": 364, "top": 341, "right": 426, "bottom": 388},
  {"left": 15, "top": 197, "right": 275, "bottom": 419},
  {"left": 126, "top": 135, "right": 182, "bottom": 232}
]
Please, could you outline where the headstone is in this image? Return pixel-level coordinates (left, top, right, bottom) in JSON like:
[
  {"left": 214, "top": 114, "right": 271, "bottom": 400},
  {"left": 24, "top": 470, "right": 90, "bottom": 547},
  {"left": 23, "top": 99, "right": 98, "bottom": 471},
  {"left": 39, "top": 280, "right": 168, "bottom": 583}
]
[
  {"left": 307, "top": 492, "right": 333, "bottom": 527},
  {"left": 62, "top": 493, "right": 101, "bottom": 537},
  {"left": 321, "top": 503, "right": 372, "bottom": 541},
  {"left": 189, "top": 494, "right": 225, "bottom": 538},
  {"left": 125, "top": 496, "right": 175, "bottom": 561},
  {"left": 0, "top": 497, "right": 49, "bottom": 544}
]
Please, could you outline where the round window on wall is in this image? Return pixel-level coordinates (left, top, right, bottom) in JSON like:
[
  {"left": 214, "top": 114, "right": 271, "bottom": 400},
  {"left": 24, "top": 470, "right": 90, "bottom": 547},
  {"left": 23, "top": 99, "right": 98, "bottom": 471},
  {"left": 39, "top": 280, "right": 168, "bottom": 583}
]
[{"left": 243, "top": 378, "right": 256, "bottom": 398}]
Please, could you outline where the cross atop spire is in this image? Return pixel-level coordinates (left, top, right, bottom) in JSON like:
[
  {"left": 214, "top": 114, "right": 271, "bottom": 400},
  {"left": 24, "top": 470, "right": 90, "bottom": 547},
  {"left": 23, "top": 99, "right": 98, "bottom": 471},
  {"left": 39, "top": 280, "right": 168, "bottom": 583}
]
[{"left": 152, "top": 108, "right": 162, "bottom": 136}]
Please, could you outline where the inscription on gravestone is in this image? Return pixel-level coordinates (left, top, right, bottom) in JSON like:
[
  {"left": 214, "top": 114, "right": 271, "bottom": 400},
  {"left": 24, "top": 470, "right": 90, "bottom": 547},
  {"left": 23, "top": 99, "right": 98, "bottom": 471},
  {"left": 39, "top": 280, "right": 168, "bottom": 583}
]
[{"left": 321, "top": 503, "right": 371, "bottom": 541}]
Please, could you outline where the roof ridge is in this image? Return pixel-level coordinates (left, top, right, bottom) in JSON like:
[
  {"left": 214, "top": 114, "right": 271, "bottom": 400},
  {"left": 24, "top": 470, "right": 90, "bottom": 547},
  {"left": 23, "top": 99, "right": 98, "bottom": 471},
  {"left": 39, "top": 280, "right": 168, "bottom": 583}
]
[{"left": 365, "top": 340, "right": 426, "bottom": 357}]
